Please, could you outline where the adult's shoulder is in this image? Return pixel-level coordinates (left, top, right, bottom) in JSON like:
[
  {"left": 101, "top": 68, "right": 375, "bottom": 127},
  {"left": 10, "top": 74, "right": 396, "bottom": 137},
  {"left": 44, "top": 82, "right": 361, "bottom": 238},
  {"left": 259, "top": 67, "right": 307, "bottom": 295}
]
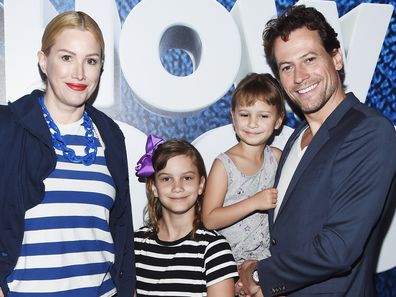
[
  {"left": 1, "top": 89, "right": 43, "bottom": 120},
  {"left": 0, "top": 103, "right": 11, "bottom": 120},
  {"left": 348, "top": 93, "right": 394, "bottom": 129},
  {"left": 338, "top": 94, "right": 396, "bottom": 163}
]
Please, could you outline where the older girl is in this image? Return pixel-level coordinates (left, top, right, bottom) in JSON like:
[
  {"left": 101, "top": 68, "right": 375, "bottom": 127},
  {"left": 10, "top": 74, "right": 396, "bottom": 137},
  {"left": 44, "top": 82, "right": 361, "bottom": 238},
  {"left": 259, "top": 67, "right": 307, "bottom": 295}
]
[{"left": 134, "top": 136, "right": 238, "bottom": 297}]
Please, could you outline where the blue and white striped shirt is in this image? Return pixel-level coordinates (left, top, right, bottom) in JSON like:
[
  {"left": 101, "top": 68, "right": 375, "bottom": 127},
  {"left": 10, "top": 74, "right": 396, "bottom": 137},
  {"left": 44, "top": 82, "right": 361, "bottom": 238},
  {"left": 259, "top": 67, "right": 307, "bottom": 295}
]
[{"left": 7, "top": 119, "right": 116, "bottom": 297}]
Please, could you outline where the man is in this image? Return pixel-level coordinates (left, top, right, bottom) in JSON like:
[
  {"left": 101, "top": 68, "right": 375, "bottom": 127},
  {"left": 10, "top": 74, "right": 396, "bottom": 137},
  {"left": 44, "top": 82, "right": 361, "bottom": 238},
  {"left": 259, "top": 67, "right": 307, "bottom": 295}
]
[{"left": 237, "top": 5, "right": 396, "bottom": 297}]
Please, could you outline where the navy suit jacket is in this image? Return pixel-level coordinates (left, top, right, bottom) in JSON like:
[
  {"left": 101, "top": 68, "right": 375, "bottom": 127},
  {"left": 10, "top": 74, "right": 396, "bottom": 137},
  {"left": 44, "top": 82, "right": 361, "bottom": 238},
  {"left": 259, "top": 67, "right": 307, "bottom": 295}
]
[{"left": 257, "top": 93, "right": 396, "bottom": 296}]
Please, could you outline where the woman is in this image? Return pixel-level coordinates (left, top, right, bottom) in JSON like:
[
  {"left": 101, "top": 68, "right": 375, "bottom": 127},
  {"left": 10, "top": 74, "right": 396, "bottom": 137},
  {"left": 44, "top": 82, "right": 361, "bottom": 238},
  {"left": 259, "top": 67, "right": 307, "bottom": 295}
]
[{"left": 0, "top": 11, "right": 135, "bottom": 297}]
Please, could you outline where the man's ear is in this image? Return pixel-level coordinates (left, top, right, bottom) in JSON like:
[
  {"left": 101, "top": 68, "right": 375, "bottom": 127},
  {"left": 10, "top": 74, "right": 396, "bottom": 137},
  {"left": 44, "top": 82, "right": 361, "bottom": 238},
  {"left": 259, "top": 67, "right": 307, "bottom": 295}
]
[
  {"left": 332, "top": 48, "right": 343, "bottom": 71},
  {"left": 37, "top": 51, "right": 48, "bottom": 76}
]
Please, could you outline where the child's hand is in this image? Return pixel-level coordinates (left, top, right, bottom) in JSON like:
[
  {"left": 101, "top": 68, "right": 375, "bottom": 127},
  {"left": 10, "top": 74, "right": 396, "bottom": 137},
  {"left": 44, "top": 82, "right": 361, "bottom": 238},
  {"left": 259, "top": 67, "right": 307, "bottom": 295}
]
[{"left": 251, "top": 188, "right": 277, "bottom": 211}]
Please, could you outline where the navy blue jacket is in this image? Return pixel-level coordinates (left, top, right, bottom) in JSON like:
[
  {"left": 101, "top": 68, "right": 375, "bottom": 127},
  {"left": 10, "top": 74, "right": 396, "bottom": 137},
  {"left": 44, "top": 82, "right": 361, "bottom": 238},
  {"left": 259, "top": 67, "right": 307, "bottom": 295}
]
[
  {"left": 258, "top": 93, "right": 396, "bottom": 296},
  {"left": 0, "top": 90, "right": 136, "bottom": 296}
]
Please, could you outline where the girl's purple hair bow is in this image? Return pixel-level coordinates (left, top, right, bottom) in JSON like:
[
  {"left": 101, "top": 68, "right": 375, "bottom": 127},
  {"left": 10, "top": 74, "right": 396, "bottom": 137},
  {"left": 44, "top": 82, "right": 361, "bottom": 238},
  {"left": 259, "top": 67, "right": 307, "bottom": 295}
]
[{"left": 135, "top": 134, "right": 165, "bottom": 178}]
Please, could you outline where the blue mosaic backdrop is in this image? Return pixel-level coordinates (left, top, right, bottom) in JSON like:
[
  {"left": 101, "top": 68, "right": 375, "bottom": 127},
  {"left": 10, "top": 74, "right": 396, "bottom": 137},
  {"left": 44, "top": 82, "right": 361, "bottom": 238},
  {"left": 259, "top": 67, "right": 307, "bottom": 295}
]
[
  {"left": 44, "top": 0, "right": 396, "bottom": 142},
  {"left": 2, "top": 0, "right": 394, "bottom": 295},
  {"left": 116, "top": 0, "right": 396, "bottom": 141},
  {"left": 116, "top": 0, "right": 396, "bottom": 142}
]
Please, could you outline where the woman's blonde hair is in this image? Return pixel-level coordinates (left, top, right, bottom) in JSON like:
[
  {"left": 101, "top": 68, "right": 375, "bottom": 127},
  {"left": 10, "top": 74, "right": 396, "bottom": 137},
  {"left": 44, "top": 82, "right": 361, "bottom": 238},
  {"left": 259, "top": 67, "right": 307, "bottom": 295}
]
[
  {"left": 39, "top": 11, "right": 105, "bottom": 81},
  {"left": 144, "top": 139, "right": 207, "bottom": 238}
]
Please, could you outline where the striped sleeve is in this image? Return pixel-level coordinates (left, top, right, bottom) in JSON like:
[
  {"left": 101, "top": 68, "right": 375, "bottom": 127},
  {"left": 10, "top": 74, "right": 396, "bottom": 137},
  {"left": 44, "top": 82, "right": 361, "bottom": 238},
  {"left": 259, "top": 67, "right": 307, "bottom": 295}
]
[{"left": 203, "top": 231, "right": 239, "bottom": 287}]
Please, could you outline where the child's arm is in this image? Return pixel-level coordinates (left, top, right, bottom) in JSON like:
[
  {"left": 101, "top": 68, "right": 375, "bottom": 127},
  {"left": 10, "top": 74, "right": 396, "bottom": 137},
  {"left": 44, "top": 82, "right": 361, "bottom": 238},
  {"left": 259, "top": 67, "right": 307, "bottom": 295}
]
[
  {"left": 207, "top": 278, "right": 235, "bottom": 297},
  {"left": 202, "top": 159, "right": 277, "bottom": 230}
]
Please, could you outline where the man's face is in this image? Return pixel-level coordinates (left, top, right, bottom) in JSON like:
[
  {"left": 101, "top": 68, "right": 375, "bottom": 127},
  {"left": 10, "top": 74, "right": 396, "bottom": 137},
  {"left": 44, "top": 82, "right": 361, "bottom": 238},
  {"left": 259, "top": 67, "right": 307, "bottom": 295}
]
[{"left": 273, "top": 27, "right": 344, "bottom": 117}]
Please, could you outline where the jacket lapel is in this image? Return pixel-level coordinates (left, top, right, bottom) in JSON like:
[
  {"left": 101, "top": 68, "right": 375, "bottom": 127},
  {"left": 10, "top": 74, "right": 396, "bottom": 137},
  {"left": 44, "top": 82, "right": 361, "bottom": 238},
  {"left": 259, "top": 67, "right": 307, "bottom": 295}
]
[
  {"left": 275, "top": 126, "right": 330, "bottom": 220},
  {"left": 273, "top": 93, "right": 357, "bottom": 224},
  {"left": 269, "top": 125, "right": 306, "bottom": 226}
]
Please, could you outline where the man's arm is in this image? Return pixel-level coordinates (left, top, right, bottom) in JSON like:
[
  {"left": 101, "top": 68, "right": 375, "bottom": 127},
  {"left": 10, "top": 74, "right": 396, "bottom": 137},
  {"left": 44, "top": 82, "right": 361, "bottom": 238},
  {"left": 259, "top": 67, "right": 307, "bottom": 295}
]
[{"left": 258, "top": 117, "right": 396, "bottom": 295}]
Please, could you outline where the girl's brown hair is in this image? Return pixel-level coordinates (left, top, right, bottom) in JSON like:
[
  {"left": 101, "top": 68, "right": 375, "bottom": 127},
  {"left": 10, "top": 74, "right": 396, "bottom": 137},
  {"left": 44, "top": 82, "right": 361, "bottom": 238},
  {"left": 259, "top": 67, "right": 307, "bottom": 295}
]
[
  {"left": 144, "top": 139, "right": 207, "bottom": 238},
  {"left": 231, "top": 72, "right": 286, "bottom": 119}
]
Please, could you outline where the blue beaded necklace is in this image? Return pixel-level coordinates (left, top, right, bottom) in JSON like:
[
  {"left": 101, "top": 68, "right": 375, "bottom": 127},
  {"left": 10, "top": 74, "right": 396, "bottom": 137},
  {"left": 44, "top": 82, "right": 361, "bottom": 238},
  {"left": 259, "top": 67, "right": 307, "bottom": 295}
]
[{"left": 39, "top": 95, "right": 97, "bottom": 166}]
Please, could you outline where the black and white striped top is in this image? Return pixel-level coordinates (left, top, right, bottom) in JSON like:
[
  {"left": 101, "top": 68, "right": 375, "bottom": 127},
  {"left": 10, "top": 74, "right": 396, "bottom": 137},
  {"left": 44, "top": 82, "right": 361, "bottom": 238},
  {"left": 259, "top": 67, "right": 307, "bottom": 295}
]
[{"left": 134, "top": 226, "right": 238, "bottom": 296}]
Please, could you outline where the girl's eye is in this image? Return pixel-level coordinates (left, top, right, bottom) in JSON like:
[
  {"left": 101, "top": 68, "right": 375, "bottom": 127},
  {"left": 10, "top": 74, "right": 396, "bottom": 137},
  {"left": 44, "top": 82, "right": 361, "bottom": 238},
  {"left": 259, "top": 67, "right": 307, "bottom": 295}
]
[
  {"left": 61, "top": 55, "right": 72, "bottom": 62},
  {"left": 160, "top": 177, "right": 170, "bottom": 182},
  {"left": 239, "top": 113, "right": 248, "bottom": 117},
  {"left": 261, "top": 114, "right": 269, "bottom": 118},
  {"left": 184, "top": 176, "right": 193, "bottom": 181}
]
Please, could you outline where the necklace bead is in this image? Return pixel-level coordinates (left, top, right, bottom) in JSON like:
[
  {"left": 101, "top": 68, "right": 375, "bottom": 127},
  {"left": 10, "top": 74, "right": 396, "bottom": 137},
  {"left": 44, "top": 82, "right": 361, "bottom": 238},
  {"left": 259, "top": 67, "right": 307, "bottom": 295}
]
[{"left": 39, "top": 95, "right": 98, "bottom": 166}]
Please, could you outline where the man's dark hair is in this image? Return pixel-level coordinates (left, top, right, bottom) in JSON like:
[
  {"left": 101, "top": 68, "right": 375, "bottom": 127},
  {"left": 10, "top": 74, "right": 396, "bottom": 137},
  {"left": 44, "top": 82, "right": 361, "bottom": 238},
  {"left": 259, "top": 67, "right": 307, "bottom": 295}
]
[{"left": 263, "top": 5, "right": 345, "bottom": 83}]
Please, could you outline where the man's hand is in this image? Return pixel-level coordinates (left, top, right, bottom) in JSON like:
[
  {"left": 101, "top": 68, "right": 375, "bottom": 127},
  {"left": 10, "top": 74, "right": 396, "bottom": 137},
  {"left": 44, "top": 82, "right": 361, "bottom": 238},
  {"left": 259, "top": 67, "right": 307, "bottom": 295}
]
[{"left": 235, "top": 260, "right": 263, "bottom": 297}]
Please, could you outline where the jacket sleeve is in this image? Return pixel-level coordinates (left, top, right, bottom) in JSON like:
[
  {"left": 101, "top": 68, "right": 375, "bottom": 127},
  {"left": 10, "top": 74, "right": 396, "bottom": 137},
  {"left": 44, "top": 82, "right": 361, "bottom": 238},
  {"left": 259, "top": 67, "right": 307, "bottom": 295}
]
[
  {"left": 258, "top": 116, "right": 396, "bottom": 296},
  {"left": 116, "top": 187, "right": 136, "bottom": 296},
  {"left": 107, "top": 122, "right": 136, "bottom": 297},
  {"left": 0, "top": 106, "right": 19, "bottom": 296}
]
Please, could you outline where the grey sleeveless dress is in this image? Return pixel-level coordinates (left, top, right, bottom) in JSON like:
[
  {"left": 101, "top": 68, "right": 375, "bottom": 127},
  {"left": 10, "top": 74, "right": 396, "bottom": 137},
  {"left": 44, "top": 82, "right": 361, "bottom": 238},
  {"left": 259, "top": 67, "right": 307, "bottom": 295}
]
[{"left": 216, "top": 145, "right": 277, "bottom": 264}]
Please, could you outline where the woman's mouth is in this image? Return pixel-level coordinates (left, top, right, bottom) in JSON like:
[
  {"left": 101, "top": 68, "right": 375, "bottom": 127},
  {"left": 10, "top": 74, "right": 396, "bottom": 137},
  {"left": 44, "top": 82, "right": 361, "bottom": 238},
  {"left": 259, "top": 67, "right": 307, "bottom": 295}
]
[{"left": 66, "top": 83, "right": 88, "bottom": 91}]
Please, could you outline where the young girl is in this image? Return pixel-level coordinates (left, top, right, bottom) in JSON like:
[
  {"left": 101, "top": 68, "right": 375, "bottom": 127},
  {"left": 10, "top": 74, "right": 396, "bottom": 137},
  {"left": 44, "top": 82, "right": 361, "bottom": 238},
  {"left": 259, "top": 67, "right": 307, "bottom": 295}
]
[
  {"left": 202, "top": 73, "right": 285, "bottom": 265},
  {"left": 134, "top": 136, "right": 238, "bottom": 297}
]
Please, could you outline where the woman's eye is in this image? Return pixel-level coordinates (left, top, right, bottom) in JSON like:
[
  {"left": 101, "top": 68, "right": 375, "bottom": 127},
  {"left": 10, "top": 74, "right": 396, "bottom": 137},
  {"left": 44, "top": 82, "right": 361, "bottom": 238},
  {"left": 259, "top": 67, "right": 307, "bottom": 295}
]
[
  {"left": 184, "top": 176, "right": 193, "bottom": 181},
  {"left": 87, "top": 58, "right": 98, "bottom": 65},
  {"left": 61, "top": 55, "right": 72, "bottom": 62},
  {"left": 239, "top": 113, "right": 248, "bottom": 117},
  {"left": 261, "top": 114, "right": 269, "bottom": 118}
]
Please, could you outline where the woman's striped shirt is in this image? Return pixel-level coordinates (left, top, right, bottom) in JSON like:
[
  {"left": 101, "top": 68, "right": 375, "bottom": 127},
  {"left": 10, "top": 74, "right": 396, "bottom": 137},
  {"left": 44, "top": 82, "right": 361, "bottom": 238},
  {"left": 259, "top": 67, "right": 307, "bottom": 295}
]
[
  {"left": 134, "top": 226, "right": 238, "bottom": 297},
  {"left": 7, "top": 119, "right": 117, "bottom": 297}
]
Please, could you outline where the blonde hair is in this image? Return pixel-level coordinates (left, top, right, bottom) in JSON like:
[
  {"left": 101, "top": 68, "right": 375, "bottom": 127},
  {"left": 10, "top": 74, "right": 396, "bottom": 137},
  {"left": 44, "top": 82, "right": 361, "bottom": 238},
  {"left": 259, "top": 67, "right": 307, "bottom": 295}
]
[
  {"left": 39, "top": 11, "right": 105, "bottom": 81},
  {"left": 41, "top": 11, "right": 104, "bottom": 57},
  {"left": 144, "top": 139, "right": 207, "bottom": 238}
]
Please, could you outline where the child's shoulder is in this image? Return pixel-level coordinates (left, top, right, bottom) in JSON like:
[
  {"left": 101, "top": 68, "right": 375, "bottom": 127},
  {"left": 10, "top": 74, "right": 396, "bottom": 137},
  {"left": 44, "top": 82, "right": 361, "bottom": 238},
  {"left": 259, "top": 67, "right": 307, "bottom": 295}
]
[
  {"left": 134, "top": 225, "right": 154, "bottom": 239},
  {"left": 195, "top": 226, "right": 228, "bottom": 243},
  {"left": 224, "top": 144, "right": 241, "bottom": 157},
  {"left": 217, "top": 146, "right": 242, "bottom": 166},
  {"left": 269, "top": 145, "right": 282, "bottom": 162}
]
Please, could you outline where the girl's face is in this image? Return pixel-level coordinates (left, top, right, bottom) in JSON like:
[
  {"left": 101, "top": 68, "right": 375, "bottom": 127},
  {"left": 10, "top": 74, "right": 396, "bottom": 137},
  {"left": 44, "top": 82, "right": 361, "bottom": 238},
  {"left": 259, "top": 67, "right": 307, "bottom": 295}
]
[
  {"left": 232, "top": 100, "right": 282, "bottom": 146},
  {"left": 38, "top": 28, "right": 102, "bottom": 120},
  {"left": 151, "top": 154, "right": 205, "bottom": 217}
]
